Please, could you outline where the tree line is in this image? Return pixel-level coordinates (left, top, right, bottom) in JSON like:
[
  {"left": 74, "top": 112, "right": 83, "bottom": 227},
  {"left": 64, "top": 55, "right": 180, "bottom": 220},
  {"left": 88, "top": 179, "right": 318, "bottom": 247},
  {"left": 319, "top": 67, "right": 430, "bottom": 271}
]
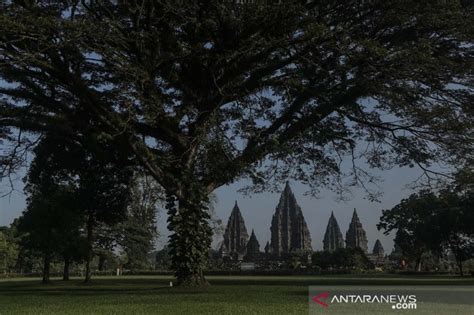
[
  {"left": 0, "top": 135, "right": 160, "bottom": 283},
  {"left": 378, "top": 169, "right": 474, "bottom": 276}
]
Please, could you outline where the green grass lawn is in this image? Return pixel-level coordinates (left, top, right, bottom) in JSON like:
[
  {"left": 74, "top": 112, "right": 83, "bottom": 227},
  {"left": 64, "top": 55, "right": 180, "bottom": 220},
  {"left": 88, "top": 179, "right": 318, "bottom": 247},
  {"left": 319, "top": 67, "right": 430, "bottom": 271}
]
[{"left": 0, "top": 275, "right": 473, "bottom": 315}]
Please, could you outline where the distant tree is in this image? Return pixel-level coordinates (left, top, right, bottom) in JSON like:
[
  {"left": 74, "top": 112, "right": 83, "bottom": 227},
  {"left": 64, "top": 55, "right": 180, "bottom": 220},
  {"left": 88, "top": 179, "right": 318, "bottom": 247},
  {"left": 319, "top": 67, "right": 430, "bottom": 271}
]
[
  {"left": 24, "top": 135, "right": 133, "bottom": 283},
  {"left": 287, "top": 249, "right": 312, "bottom": 269},
  {"left": 311, "top": 251, "right": 332, "bottom": 270},
  {"left": 17, "top": 185, "right": 82, "bottom": 283},
  {"left": 94, "top": 223, "right": 119, "bottom": 272},
  {"left": 379, "top": 187, "right": 474, "bottom": 274},
  {"left": 312, "top": 248, "right": 372, "bottom": 270},
  {"left": 332, "top": 248, "right": 373, "bottom": 270},
  {"left": 75, "top": 150, "right": 133, "bottom": 283},
  {"left": 1, "top": 1, "right": 472, "bottom": 286},
  {"left": 378, "top": 191, "right": 443, "bottom": 271},
  {"left": 155, "top": 246, "right": 172, "bottom": 271},
  {"left": 394, "top": 229, "right": 432, "bottom": 272},
  {"left": 118, "top": 176, "right": 160, "bottom": 270},
  {"left": 0, "top": 231, "right": 7, "bottom": 274},
  {"left": 11, "top": 224, "right": 42, "bottom": 274},
  {"left": 435, "top": 189, "right": 474, "bottom": 276},
  {"left": 0, "top": 225, "right": 20, "bottom": 274},
  {"left": 61, "top": 236, "right": 87, "bottom": 281}
]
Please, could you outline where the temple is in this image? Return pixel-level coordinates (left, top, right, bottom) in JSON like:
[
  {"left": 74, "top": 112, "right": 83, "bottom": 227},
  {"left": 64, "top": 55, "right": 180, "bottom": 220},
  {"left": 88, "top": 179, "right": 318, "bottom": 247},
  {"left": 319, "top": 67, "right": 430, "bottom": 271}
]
[
  {"left": 345, "top": 209, "right": 368, "bottom": 253},
  {"left": 269, "top": 182, "right": 312, "bottom": 256},
  {"left": 323, "top": 212, "right": 345, "bottom": 251},
  {"left": 245, "top": 230, "right": 261, "bottom": 260},
  {"left": 219, "top": 201, "right": 249, "bottom": 259},
  {"left": 372, "top": 239, "right": 384, "bottom": 257},
  {"left": 218, "top": 184, "right": 384, "bottom": 266},
  {"left": 264, "top": 241, "right": 270, "bottom": 254}
]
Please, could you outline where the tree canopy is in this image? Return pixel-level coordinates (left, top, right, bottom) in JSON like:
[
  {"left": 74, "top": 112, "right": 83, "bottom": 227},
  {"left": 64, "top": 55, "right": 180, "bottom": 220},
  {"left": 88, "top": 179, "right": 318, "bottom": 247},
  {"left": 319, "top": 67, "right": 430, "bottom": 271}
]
[
  {"left": 17, "top": 184, "right": 85, "bottom": 283},
  {"left": 378, "top": 187, "right": 474, "bottom": 274},
  {"left": 1, "top": 1, "right": 473, "bottom": 286},
  {"left": 23, "top": 134, "right": 133, "bottom": 282},
  {"left": 117, "top": 175, "right": 160, "bottom": 270}
]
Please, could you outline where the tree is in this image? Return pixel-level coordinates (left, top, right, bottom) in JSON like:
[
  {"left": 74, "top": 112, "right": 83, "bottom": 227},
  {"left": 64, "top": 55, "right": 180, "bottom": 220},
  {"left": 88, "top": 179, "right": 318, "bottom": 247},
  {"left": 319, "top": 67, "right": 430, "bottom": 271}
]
[
  {"left": 436, "top": 187, "right": 474, "bottom": 276},
  {"left": 0, "top": 231, "right": 7, "bottom": 274},
  {"left": 72, "top": 147, "right": 133, "bottom": 283},
  {"left": 378, "top": 190, "right": 443, "bottom": 271},
  {"left": 155, "top": 246, "right": 172, "bottom": 271},
  {"left": 118, "top": 175, "right": 160, "bottom": 270},
  {"left": 437, "top": 208, "right": 474, "bottom": 276},
  {"left": 60, "top": 235, "right": 87, "bottom": 281},
  {"left": 23, "top": 155, "right": 87, "bottom": 281},
  {"left": 0, "top": 225, "right": 20, "bottom": 274},
  {"left": 335, "top": 248, "right": 373, "bottom": 270},
  {"left": 311, "top": 251, "right": 332, "bottom": 270},
  {"left": 1, "top": 1, "right": 472, "bottom": 286},
  {"left": 94, "top": 222, "right": 120, "bottom": 273},
  {"left": 312, "top": 248, "right": 372, "bottom": 270},
  {"left": 378, "top": 188, "right": 474, "bottom": 274},
  {"left": 57, "top": 207, "right": 87, "bottom": 281},
  {"left": 17, "top": 185, "right": 83, "bottom": 283},
  {"left": 25, "top": 134, "right": 133, "bottom": 283}
]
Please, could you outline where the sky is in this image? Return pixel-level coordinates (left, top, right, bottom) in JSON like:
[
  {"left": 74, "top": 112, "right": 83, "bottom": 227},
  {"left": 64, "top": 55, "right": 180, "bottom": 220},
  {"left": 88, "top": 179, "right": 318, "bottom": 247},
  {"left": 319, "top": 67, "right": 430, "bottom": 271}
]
[{"left": 1, "top": 163, "right": 431, "bottom": 254}]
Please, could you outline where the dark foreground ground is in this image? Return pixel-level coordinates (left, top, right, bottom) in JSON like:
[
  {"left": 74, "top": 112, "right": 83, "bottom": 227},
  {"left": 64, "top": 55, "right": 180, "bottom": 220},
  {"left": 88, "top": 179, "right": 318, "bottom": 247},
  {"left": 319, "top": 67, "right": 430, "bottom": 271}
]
[{"left": 0, "top": 275, "right": 473, "bottom": 314}]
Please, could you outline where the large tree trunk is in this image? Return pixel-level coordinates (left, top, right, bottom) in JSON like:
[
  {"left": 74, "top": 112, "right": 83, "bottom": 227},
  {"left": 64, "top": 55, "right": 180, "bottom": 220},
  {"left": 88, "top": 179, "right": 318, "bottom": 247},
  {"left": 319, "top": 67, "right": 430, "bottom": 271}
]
[
  {"left": 42, "top": 254, "right": 51, "bottom": 284},
  {"left": 166, "top": 190, "right": 212, "bottom": 287},
  {"left": 63, "top": 257, "right": 70, "bottom": 281},
  {"left": 84, "top": 210, "right": 96, "bottom": 284}
]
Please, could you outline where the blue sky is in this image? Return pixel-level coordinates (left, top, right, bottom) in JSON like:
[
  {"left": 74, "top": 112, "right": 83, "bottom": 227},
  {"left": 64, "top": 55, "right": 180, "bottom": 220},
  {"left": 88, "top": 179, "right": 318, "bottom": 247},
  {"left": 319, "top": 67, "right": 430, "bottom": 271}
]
[{"left": 1, "top": 163, "right": 431, "bottom": 254}]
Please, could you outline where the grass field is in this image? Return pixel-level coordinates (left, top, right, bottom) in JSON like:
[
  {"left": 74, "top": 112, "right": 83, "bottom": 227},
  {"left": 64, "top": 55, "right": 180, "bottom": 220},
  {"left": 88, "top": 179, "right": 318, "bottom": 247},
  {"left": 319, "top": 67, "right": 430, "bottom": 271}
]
[{"left": 0, "top": 275, "right": 473, "bottom": 314}]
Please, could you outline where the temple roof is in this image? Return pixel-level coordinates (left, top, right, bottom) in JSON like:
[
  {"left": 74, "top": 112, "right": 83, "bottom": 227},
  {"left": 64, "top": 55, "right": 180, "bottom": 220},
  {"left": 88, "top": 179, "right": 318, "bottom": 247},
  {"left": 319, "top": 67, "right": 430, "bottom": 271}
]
[
  {"left": 270, "top": 182, "right": 312, "bottom": 255},
  {"left": 372, "top": 239, "right": 384, "bottom": 256},
  {"left": 221, "top": 201, "right": 249, "bottom": 256},
  {"left": 246, "top": 230, "right": 260, "bottom": 252},
  {"left": 345, "top": 208, "right": 368, "bottom": 252},
  {"left": 323, "top": 211, "right": 344, "bottom": 251}
]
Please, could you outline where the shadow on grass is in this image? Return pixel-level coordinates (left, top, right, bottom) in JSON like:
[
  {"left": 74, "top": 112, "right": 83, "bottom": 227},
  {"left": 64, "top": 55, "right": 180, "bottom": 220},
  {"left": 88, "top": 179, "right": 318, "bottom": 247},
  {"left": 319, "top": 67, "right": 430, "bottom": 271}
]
[
  {"left": 203, "top": 276, "right": 474, "bottom": 287},
  {"left": 0, "top": 275, "right": 472, "bottom": 299}
]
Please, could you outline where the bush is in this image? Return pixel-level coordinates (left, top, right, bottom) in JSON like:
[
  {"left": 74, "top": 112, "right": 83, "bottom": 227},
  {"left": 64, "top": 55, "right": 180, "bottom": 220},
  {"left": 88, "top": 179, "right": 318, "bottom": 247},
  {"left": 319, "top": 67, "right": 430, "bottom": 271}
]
[{"left": 312, "top": 248, "right": 373, "bottom": 270}]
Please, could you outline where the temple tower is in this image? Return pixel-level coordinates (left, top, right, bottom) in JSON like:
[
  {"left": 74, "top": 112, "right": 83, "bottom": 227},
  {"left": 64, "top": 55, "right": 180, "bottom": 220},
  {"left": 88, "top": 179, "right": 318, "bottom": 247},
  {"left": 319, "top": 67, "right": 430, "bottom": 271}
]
[
  {"left": 220, "top": 201, "right": 249, "bottom": 258},
  {"left": 245, "top": 230, "right": 261, "bottom": 259},
  {"left": 372, "top": 239, "right": 384, "bottom": 257},
  {"left": 323, "top": 211, "right": 345, "bottom": 251},
  {"left": 345, "top": 208, "right": 368, "bottom": 253},
  {"left": 270, "top": 182, "right": 312, "bottom": 256}
]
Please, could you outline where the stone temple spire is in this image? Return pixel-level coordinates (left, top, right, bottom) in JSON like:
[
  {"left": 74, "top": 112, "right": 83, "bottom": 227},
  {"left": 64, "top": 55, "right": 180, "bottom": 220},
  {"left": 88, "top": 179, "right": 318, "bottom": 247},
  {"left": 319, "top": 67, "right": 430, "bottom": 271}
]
[
  {"left": 270, "top": 182, "right": 312, "bottom": 256},
  {"left": 245, "top": 230, "right": 261, "bottom": 259},
  {"left": 220, "top": 201, "right": 249, "bottom": 258},
  {"left": 323, "top": 211, "right": 345, "bottom": 251},
  {"left": 372, "top": 239, "right": 384, "bottom": 257},
  {"left": 264, "top": 241, "right": 271, "bottom": 254},
  {"left": 345, "top": 208, "right": 368, "bottom": 252}
]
